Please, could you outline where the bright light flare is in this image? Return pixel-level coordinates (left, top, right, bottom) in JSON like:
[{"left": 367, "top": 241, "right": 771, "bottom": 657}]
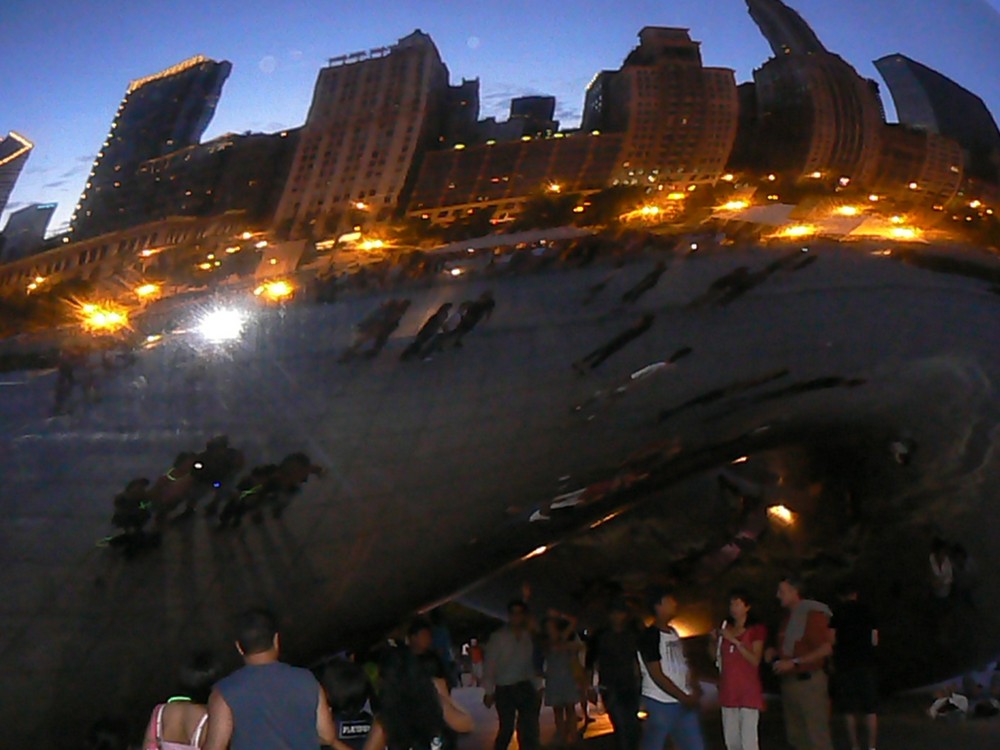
[
  {"left": 134, "top": 283, "right": 160, "bottom": 299},
  {"left": 78, "top": 302, "right": 130, "bottom": 333},
  {"left": 719, "top": 200, "right": 749, "bottom": 211},
  {"left": 253, "top": 280, "right": 294, "bottom": 301},
  {"left": 241, "top": 231, "right": 254, "bottom": 240},
  {"left": 197, "top": 308, "right": 246, "bottom": 343},
  {"left": 767, "top": 504, "right": 796, "bottom": 526},
  {"left": 776, "top": 224, "right": 816, "bottom": 239},
  {"left": 522, "top": 545, "right": 549, "bottom": 561},
  {"left": 666, "top": 192, "right": 687, "bottom": 201},
  {"left": 255, "top": 240, "right": 269, "bottom": 249},
  {"left": 834, "top": 205, "right": 861, "bottom": 217},
  {"left": 640, "top": 205, "right": 662, "bottom": 216},
  {"left": 449, "top": 268, "right": 463, "bottom": 277},
  {"left": 890, "top": 226, "right": 920, "bottom": 240},
  {"left": 546, "top": 183, "right": 562, "bottom": 193},
  {"left": 359, "top": 238, "right": 385, "bottom": 251},
  {"left": 721, "top": 173, "right": 735, "bottom": 182}
]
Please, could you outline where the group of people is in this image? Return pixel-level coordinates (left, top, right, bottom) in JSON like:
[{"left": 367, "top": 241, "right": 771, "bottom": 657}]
[
  {"left": 103, "top": 435, "right": 323, "bottom": 555},
  {"left": 341, "top": 291, "right": 496, "bottom": 363},
  {"left": 478, "top": 577, "right": 878, "bottom": 750},
  {"left": 136, "top": 609, "right": 474, "bottom": 750}
]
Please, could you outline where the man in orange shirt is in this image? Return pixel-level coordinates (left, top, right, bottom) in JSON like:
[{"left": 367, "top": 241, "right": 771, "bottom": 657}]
[{"left": 769, "top": 576, "right": 834, "bottom": 750}]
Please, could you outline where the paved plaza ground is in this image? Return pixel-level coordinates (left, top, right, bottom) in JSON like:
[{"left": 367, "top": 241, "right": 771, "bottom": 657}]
[{"left": 453, "top": 687, "right": 1000, "bottom": 750}]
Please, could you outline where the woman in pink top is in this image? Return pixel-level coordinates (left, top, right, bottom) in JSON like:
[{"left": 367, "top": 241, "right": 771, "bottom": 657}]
[{"left": 713, "top": 590, "right": 766, "bottom": 750}]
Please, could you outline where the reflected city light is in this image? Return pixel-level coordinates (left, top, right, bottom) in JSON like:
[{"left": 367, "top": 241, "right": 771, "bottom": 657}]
[
  {"left": 359, "top": 238, "right": 385, "bottom": 251},
  {"left": 240, "top": 231, "right": 254, "bottom": 240},
  {"left": 253, "top": 280, "right": 294, "bottom": 301},
  {"left": 196, "top": 308, "right": 246, "bottom": 342},
  {"left": 134, "top": 283, "right": 160, "bottom": 299},
  {"left": 719, "top": 200, "right": 749, "bottom": 211},
  {"left": 666, "top": 192, "right": 687, "bottom": 201},
  {"left": 78, "top": 302, "right": 129, "bottom": 333},
  {"left": 776, "top": 224, "right": 816, "bottom": 238},
  {"left": 889, "top": 226, "right": 920, "bottom": 240},
  {"left": 522, "top": 545, "right": 549, "bottom": 561},
  {"left": 767, "top": 504, "right": 796, "bottom": 526},
  {"left": 834, "top": 205, "right": 861, "bottom": 216}
]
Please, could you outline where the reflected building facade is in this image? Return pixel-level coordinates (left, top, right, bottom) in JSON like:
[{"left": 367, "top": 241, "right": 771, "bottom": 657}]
[
  {"left": 582, "top": 27, "right": 739, "bottom": 190},
  {"left": 272, "top": 31, "right": 449, "bottom": 239},
  {"left": 0, "top": 131, "right": 33, "bottom": 218},
  {"left": 875, "top": 54, "right": 1000, "bottom": 184},
  {"left": 745, "top": 0, "right": 883, "bottom": 186},
  {"left": 0, "top": 203, "right": 55, "bottom": 263},
  {"left": 71, "top": 55, "right": 231, "bottom": 240}
]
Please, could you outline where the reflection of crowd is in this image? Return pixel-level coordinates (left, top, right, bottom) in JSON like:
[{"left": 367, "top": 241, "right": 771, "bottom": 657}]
[
  {"left": 341, "top": 291, "right": 496, "bottom": 363},
  {"left": 100, "top": 435, "right": 323, "bottom": 556}
]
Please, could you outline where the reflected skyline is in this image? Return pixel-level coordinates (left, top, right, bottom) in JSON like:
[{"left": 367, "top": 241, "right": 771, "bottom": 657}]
[{"left": 3, "top": 0, "right": 999, "bottom": 231}]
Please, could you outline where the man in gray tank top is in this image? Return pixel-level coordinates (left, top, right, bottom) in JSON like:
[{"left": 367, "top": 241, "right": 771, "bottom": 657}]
[{"left": 204, "top": 608, "right": 340, "bottom": 750}]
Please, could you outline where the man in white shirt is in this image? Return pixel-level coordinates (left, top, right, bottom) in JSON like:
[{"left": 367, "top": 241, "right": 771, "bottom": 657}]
[{"left": 637, "top": 588, "right": 704, "bottom": 750}]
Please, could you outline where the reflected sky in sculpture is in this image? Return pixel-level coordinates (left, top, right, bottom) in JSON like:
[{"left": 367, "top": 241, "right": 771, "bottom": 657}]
[
  {"left": 2, "top": 0, "right": 999, "bottom": 229},
  {"left": 2, "top": 239, "right": 1000, "bottom": 746}
]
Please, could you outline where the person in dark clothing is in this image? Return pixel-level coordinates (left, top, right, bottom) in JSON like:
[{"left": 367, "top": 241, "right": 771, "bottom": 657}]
[
  {"left": 622, "top": 261, "right": 668, "bottom": 304},
  {"left": 590, "top": 599, "right": 642, "bottom": 750},
  {"left": 368, "top": 299, "right": 412, "bottom": 358},
  {"left": 363, "top": 647, "right": 473, "bottom": 750},
  {"left": 268, "top": 452, "right": 324, "bottom": 518},
  {"left": 453, "top": 291, "right": 496, "bottom": 347},
  {"left": 103, "top": 478, "right": 155, "bottom": 555},
  {"left": 401, "top": 303, "right": 452, "bottom": 360},
  {"left": 195, "top": 435, "right": 245, "bottom": 517},
  {"left": 573, "top": 314, "right": 655, "bottom": 374},
  {"left": 321, "top": 659, "right": 374, "bottom": 750},
  {"left": 217, "top": 464, "right": 279, "bottom": 529},
  {"left": 830, "top": 581, "right": 879, "bottom": 750}
]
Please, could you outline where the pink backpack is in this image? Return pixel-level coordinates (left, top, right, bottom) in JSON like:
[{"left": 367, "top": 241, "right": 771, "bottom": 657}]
[{"left": 143, "top": 703, "right": 208, "bottom": 750}]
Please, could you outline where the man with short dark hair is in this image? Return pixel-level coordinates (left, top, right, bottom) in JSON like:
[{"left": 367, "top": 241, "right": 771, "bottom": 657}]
[
  {"left": 638, "top": 587, "right": 704, "bottom": 750},
  {"left": 483, "top": 600, "right": 540, "bottom": 750},
  {"left": 831, "top": 581, "right": 879, "bottom": 750},
  {"left": 204, "top": 608, "right": 340, "bottom": 750},
  {"left": 770, "top": 577, "right": 834, "bottom": 750},
  {"left": 408, "top": 618, "right": 434, "bottom": 657}
]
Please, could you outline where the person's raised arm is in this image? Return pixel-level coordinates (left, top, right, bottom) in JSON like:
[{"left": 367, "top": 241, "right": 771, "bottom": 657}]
[
  {"left": 362, "top": 720, "right": 386, "bottom": 750},
  {"left": 482, "top": 632, "right": 498, "bottom": 706},
  {"left": 434, "top": 677, "right": 475, "bottom": 733},
  {"left": 202, "top": 690, "right": 233, "bottom": 750}
]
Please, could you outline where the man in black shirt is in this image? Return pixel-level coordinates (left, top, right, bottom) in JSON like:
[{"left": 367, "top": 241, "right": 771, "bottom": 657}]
[
  {"left": 590, "top": 599, "right": 641, "bottom": 750},
  {"left": 830, "top": 581, "right": 879, "bottom": 750}
]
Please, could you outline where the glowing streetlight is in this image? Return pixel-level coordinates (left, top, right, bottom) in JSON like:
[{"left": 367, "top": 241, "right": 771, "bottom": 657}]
[
  {"left": 241, "top": 231, "right": 254, "bottom": 240},
  {"left": 666, "top": 192, "right": 686, "bottom": 201},
  {"left": 253, "top": 280, "right": 294, "bottom": 301},
  {"left": 197, "top": 308, "right": 246, "bottom": 342},
  {"left": 719, "top": 200, "right": 749, "bottom": 211},
  {"left": 355, "top": 201, "right": 368, "bottom": 210},
  {"left": 720, "top": 173, "right": 735, "bottom": 182},
  {"left": 834, "top": 205, "right": 861, "bottom": 217},
  {"left": 255, "top": 240, "right": 269, "bottom": 249},
  {"left": 969, "top": 200, "right": 982, "bottom": 209},
  {"left": 134, "top": 283, "right": 160, "bottom": 299},
  {"left": 889, "top": 215, "right": 905, "bottom": 225},
  {"left": 546, "top": 183, "right": 562, "bottom": 194},
  {"left": 778, "top": 224, "right": 816, "bottom": 238},
  {"left": 78, "top": 303, "right": 129, "bottom": 333},
  {"left": 890, "top": 227, "right": 920, "bottom": 240},
  {"left": 359, "top": 238, "right": 385, "bottom": 251}
]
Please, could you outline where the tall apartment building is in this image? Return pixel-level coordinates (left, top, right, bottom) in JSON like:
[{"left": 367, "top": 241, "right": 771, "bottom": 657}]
[
  {"left": 875, "top": 54, "right": 1000, "bottom": 184},
  {"left": 0, "top": 203, "right": 54, "bottom": 263},
  {"left": 71, "top": 55, "right": 231, "bottom": 240},
  {"left": 273, "top": 31, "right": 449, "bottom": 239},
  {"left": 407, "top": 131, "right": 624, "bottom": 224},
  {"left": 746, "top": 0, "right": 883, "bottom": 186},
  {"left": 0, "top": 131, "right": 33, "bottom": 219},
  {"left": 581, "top": 28, "right": 739, "bottom": 190},
  {"left": 872, "top": 125, "right": 963, "bottom": 206}
]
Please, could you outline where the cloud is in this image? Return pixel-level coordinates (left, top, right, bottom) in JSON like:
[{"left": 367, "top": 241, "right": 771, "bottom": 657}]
[
  {"left": 76, "top": 154, "right": 96, "bottom": 163},
  {"left": 479, "top": 84, "right": 544, "bottom": 118},
  {"left": 60, "top": 167, "right": 84, "bottom": 179},
  {"left": 265, "top": 122, "right": 286, "bottom": 132},
  {"left": 25, "top": 166, "right": 52, "bottom": 175},
  {"left": 42, "top": 180, "right": 67, "bottom": 189}
]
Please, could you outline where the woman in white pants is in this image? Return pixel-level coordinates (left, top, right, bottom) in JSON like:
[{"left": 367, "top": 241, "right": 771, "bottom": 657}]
[{"left": 713, "top": 590, "right": 767, "bottom": 750}]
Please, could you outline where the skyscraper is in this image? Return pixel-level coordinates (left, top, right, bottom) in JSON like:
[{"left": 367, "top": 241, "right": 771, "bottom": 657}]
[
  {"left": 0, "top": 131, "right": 33, "bottom": 219},
  {"left": 71, "top": 55, "right": 231, "bottom": 240},
  {"left": 581, "top": 27, "right": 739, "bottom": 191},
  {"left": 875, "top": 54, "right": 1000, "bottom": 183},
  {"left": 745, "top": 0, "right": 827, "bottom": 56},
  {"left": 745, "top": 0, "right": 883, "bottom": 185},
  {"left": 0, "top": 203, "right": 55, "bottom": 263},
  {"left": 272, "top": 31, "right": 449, "bottom": 239}
]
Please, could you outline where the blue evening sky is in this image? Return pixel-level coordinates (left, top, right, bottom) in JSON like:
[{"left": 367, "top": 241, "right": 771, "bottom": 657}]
[{"left": 2, "top": 0, "right": 998, "bottom": 233}]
